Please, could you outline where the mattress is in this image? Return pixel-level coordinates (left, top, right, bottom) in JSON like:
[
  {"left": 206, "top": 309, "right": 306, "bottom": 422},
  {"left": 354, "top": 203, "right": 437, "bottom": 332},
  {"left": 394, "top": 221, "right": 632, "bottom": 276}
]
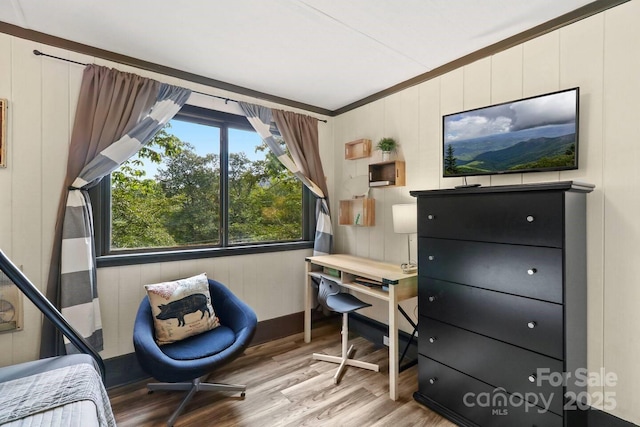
[
  {"left": 0, "top": 355, "right": 115, "bottom": 427},
  {"left": 1, "top": 401, "right": 101, "bottom": 427}
]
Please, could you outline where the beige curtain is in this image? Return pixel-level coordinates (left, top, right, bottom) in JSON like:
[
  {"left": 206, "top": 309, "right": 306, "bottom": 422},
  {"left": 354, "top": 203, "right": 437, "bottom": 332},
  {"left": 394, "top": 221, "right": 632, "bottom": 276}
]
[
  {"left": 272, "top": 109, "right": 332, "bottom": 255},
  {"left": 272, "top": 110, "right": 329, "bottom": 204},
  {"left": 42, "top": 65, "right": 160, "bottom": 358}
]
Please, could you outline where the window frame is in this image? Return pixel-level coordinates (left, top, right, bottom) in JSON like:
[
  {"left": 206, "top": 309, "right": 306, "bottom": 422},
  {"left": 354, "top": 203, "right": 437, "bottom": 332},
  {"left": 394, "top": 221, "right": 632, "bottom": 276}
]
[{"left": 92, "top": 105, "right": 315, "bottom": 268}]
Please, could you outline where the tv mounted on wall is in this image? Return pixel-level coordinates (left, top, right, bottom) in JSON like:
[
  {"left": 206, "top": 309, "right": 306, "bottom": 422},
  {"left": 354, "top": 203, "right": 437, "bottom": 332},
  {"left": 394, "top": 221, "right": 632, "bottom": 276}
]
[{"left": 443, "top": 87, "right": 579, "bottom": 178}]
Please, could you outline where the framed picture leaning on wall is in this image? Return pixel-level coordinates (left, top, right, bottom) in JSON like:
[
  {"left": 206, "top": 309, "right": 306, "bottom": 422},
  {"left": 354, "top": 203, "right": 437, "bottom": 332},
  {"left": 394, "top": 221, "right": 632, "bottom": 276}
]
[{"left": 0, "top": 268, "right": 23, "bottom": 333}]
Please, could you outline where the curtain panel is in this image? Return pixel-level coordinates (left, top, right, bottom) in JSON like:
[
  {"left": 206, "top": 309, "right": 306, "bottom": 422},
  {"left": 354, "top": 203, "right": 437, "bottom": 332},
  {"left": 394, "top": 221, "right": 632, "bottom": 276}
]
[
  {"left": 238, "top": 102, "right": 332, "bottom": 255},
  {"left": 43, "top": 65, "right": 191, "bottom": 357}
]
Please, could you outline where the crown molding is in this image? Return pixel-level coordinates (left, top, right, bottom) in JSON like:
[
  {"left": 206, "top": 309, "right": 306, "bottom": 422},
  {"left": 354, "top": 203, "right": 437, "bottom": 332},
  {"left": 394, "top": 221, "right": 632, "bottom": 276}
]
[{"left": 0, "top": 0, "right": 630, "bottom": 117}]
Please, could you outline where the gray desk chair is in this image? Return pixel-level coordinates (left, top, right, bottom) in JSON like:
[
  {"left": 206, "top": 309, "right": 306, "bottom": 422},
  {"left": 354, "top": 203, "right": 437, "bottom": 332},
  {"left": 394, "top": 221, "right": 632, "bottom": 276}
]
[{"left": 312, "top": 277, "right": 379, "bottom": 384}]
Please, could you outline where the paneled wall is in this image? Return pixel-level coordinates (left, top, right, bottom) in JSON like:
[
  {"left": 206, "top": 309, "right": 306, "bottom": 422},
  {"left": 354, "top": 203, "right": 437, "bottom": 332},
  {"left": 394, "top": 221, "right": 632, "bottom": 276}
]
[
  {"left": 96, "top": 250, "right": 309, "bottom": 359},
  {"left": 0, "top": 35, "right": 333, "bottom": 364},
  {"left": 333, "top": 2, "right": 639, "bottom": 424}
]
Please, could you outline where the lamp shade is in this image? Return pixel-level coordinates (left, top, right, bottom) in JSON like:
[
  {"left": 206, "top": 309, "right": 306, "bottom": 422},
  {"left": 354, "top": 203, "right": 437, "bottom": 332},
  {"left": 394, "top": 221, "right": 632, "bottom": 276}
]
[{"left": 392, "top": 203, "right": 417, "bottom": 234}]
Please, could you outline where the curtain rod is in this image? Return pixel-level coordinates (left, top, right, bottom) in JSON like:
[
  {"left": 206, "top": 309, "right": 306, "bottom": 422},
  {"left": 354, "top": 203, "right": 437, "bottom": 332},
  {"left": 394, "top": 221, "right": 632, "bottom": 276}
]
[{"left": 33, "top": 49, "right": 328, "bottom": 123}]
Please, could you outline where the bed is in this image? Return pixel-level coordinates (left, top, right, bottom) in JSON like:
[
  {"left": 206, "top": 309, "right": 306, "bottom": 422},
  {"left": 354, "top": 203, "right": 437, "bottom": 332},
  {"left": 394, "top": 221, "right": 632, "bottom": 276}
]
[{"left": 0, "top": 251, "right": 115, "bottom": 427}]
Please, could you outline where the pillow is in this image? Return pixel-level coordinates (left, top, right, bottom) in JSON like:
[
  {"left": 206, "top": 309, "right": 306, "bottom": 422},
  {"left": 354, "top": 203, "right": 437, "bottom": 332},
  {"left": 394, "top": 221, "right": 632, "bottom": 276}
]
[{"left": 145, "top": 273, "right": 220, "bottom": 345}]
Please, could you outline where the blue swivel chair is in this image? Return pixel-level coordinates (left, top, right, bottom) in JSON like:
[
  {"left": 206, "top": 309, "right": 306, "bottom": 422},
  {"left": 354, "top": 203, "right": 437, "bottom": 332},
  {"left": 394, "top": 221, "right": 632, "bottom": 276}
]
[
  {"left": 133, "top": 278, "right": 257, "bottom": 427},
  {"left": 312, "top": 277, "right": 379, "bottom": 384}
]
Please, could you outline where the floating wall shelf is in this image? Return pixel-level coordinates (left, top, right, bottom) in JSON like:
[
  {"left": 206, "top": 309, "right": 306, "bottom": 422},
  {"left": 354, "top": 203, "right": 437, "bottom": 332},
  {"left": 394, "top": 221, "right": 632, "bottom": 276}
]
[
  {"left": 339, "top": 198, "right": 375, "bottom": 226},
  {"left": 345, "top": 139, "right": 372, "bottom": 160},
  {"left": 369, "top": 161, "right": 405, "bottom": 187}
]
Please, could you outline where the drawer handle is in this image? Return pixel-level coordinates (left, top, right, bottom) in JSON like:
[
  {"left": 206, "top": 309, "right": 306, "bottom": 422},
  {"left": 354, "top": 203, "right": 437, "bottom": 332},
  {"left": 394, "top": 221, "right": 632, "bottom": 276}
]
[
  {"left": 528, "top": 374, "right": 537, "bottom": 383},
  {"left": 429, "top": 377, "right": 437, "bottom": 385},
  {"left": 427, "top": 214, "right": 435, "bottom": 220},
  {"left": 526, "top": 215, "right": 535, "bottom": 223},
  {"left": 527, "top": 268, "right": 537, "bottom": 275},
  {"left": 429, "top": 336, "right": 437, "bottom": 343},
  {"left": 428, "top": 255, "right": 435, "bottom": 261},
  {"left": 527, "top": 321, "right": 537, "bottom": 329},
  {"left": 428, "top": 296, "right": 437, "bottom": 302}
]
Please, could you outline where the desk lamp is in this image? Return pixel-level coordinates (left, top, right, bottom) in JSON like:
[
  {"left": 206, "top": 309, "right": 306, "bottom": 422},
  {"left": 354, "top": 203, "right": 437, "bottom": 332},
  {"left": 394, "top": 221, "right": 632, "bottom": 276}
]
[{"left": 392, "top": 203, "right": 417, "bottom": 273}]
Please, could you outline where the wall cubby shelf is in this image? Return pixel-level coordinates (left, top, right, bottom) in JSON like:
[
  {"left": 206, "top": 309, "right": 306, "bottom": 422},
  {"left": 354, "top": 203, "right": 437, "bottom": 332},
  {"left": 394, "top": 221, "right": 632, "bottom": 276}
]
[
  {"left": 339, "top": 197, "right": 375, "bottom": 226},
  {"left": 344, "top": 139, "right": 371, "bottom": 160},
  {"left": 369, "top": 160, "right": 405, "bottom": 187}
]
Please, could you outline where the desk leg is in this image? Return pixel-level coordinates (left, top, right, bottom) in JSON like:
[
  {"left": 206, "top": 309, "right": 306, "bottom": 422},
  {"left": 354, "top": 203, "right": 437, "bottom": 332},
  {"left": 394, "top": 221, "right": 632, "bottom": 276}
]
[
  {"left": 388, "top": 284, "right": 399, "bottom": 401},
  {"left": 304, "top": 261, "right": 312, "bottom": 343}
]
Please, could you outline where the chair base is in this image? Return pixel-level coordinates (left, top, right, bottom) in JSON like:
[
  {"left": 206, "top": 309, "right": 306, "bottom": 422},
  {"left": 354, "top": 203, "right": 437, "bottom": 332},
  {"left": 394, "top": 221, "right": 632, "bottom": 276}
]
[
  {"left": 147, "top": 376, "right": 246, "bottom": 427},
  {"left": 312, "top": 313, "right": 379, "bottom": 385},
  {"left": 313, "top": 344, "right": 379, "bottom": 384}
]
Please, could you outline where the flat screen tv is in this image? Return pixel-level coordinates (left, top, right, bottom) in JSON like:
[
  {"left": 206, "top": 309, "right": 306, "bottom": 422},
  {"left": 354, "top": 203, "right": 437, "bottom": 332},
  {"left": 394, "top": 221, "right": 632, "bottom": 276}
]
[{"left": 443, "top": 87, "right": 579, "bottom": 177}]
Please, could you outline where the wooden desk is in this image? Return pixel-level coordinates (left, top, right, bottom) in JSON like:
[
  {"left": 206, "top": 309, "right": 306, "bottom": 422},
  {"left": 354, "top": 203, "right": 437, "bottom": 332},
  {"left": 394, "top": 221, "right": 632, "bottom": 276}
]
[{"left": 305, "top": 254, "right": 418, "bottom": 400}]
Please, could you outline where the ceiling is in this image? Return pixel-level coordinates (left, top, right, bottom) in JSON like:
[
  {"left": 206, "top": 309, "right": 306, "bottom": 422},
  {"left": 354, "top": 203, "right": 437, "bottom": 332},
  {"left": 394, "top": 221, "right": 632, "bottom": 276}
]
[{"left": 0, "top": 0, "right": 604, "bottom": 113}]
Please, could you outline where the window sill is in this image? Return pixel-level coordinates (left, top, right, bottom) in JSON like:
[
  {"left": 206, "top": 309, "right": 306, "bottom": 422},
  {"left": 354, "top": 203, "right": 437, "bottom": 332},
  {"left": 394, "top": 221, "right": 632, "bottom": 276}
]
[{"left": 96, "top": 241, "right": 314, "bottom": 268}]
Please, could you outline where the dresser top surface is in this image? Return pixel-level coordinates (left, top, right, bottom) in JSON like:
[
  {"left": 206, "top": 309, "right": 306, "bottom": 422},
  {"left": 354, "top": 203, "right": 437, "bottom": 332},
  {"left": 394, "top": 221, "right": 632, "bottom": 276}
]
[{"left": 410, "top": 180, "right": 594, "bottom": 197}]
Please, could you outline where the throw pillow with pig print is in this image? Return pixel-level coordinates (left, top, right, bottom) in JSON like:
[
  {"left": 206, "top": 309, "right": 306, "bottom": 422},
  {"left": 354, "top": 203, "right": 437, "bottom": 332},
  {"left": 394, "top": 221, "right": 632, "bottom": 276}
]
[{"left": 145, "top": 273, "right": 220, "bottom": 345}]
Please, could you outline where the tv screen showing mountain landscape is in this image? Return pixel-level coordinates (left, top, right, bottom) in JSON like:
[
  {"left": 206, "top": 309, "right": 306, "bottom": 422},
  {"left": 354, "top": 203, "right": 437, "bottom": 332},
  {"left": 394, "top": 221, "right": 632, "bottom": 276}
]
[{"left": 443, "top": 88, "right": 578, "bottom": 177}]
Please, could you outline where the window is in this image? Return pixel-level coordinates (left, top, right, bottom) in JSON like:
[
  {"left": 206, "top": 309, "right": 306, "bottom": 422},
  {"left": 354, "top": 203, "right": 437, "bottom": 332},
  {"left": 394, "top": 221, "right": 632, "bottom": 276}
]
[{"left": 93, "top": 105, "right": 314, "bottom": 266}]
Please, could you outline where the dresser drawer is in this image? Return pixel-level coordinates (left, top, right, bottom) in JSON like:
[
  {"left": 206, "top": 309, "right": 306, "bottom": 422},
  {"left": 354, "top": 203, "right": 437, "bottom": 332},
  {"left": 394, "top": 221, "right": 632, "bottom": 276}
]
[
  {"left": 418, "top": 318, "right": 564, "bottom": 415},
  {"left": 419, "top": 279, "right": 563, "bottom": 358},
  {"left": 417, "top": 191, "right": 564, "bottom": 247},
  {"left": 418, "top": 355, "right": 563, "bottom": 427},
  {"left": 418, "top": 238, "right": 563, "bottom": 303}
]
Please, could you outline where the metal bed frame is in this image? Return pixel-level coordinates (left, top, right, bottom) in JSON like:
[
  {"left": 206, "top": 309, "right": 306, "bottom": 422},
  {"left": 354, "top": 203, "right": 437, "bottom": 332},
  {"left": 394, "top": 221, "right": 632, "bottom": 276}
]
[{"left": 0, "top": 249, "right": 105, "bottom": 381}]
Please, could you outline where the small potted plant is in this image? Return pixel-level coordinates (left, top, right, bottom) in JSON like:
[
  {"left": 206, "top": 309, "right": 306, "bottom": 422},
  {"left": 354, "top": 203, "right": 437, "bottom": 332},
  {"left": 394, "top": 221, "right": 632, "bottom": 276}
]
[{"left": 376, "top": 137, "right": 398, "bottom": 161}]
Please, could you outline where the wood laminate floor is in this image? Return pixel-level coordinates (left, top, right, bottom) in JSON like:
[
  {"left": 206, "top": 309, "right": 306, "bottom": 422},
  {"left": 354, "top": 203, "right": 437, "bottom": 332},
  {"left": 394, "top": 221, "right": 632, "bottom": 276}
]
[{"left": 108, "top": 321, "right": 454, "bottom": 426}]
